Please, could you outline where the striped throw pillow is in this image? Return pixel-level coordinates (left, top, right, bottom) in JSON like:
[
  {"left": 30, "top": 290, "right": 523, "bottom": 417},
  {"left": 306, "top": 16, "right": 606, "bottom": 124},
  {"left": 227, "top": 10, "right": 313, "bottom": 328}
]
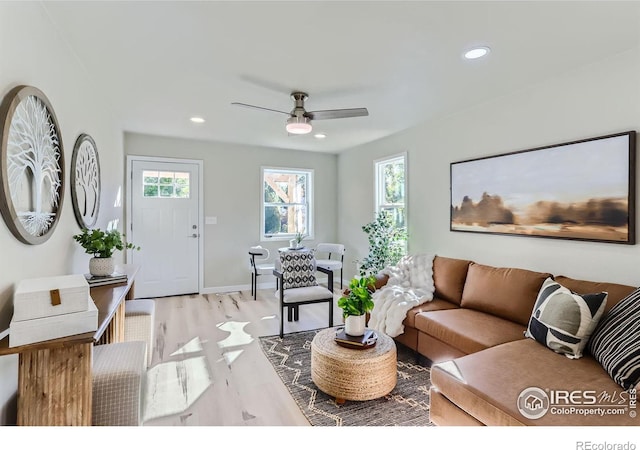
[{"left": 588, "top": 287, "right": 640, "bottom": 390}]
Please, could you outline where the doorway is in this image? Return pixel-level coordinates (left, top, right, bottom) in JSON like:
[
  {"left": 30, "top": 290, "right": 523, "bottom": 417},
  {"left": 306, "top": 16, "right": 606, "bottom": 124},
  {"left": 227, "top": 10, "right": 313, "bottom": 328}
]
[{"left": 126, "top": 156, "right": 203, "bottom": 298}]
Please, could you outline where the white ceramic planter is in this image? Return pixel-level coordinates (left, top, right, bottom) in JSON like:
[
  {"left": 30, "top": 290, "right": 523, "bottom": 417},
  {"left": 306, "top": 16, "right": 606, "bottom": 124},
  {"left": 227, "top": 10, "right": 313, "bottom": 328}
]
[
  {"left": 89, "top": 257, "right": 115, "bottom": 276},
  {"left": 344, "top": 314, "right": 366, "bottom": 336}
]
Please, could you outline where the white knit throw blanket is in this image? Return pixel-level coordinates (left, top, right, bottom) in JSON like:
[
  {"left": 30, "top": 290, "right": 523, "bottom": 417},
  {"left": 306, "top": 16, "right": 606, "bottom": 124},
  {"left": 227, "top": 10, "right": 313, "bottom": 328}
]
[{"left": 368, "top": 254, "right": 435, "bottom": 338}]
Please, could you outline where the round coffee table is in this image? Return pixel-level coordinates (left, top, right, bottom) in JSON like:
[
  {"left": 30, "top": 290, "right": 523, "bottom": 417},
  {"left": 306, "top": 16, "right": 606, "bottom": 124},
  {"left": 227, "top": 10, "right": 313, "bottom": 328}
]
[{"left": 310, "top": 327, "right": 397, "bottom": 403}]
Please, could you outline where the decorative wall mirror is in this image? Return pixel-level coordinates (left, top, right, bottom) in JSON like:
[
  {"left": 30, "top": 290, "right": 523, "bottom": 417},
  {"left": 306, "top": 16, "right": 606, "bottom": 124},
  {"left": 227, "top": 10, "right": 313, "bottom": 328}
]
[
  {"left": 0, "top": 85, "right": 64, "bottom": 245},
  {"left": 70, "top": 133, "right": 101, "bottom": 229}
]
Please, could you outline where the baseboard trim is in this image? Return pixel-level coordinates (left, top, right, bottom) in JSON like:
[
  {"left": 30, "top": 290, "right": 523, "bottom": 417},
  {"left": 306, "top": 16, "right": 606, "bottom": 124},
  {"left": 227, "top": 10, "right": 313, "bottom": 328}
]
[
  {"left": 201, "top": 281, "right": 277, "bottom": 295},
  {"left": 200, "top": 278, "right": 345, "bottom": 295}
]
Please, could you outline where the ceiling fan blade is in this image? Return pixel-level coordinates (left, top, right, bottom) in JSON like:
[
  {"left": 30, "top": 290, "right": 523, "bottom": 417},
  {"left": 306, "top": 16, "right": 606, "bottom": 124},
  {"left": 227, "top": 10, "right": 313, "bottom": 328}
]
[
  {"left": 231, "top": 102, "right": 290, "bottom": 116},
  {"left": 307, "top": 108, "right": 369, "bottom": 120}
]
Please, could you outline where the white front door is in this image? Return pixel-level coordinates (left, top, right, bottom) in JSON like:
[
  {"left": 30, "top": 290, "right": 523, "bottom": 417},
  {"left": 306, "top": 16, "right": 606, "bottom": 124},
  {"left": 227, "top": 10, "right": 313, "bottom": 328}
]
[{"left": 129, "top": 158, "right": 201, "bottom": 298}]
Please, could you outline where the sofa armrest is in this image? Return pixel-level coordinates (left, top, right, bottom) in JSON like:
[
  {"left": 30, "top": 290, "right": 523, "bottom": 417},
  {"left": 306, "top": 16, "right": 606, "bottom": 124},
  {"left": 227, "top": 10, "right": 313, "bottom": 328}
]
[{"left": 374, "top": 273, "right": 390, "bottom": 291}]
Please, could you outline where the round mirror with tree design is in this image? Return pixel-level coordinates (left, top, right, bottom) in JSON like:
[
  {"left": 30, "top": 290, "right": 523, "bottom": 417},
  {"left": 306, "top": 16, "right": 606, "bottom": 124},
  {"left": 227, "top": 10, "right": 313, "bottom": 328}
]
[
  {"left": 0, "top": 85, "right": 64, "bottom": 245},
  {"left": 70, "top": 133, "right": 100, "bottom": 229}
]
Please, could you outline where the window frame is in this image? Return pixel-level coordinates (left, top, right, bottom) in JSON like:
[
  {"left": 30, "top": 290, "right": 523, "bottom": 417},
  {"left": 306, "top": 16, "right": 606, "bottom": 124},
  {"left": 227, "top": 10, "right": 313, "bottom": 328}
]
[
  {"left": 260, "top": 166, "right": 314, "bottom": 242},
  {"left": 374, "top": 153, "right": 407, "bottom": 230}
]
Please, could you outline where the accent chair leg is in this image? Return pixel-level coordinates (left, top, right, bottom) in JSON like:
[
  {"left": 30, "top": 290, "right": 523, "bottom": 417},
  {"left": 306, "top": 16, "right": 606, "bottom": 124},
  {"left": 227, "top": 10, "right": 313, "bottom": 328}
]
[
  {"left": 254, "top": 273, "right": 259, "bottom": 300},
  {"left": 329, "top": 271, "right": 334, "bottom": 327},
  {"left": 329, "top": 298, "right": 334, "bottom": 328},
  {"left": 280, "top": 309, "right": 284, "bottom": 339}
]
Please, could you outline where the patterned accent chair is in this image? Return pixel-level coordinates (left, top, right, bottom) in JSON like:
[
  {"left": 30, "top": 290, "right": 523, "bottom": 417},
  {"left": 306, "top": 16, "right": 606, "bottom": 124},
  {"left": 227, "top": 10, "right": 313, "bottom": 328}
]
[{"left": 273, "top": 250, "right": 334, "bottom": 338}]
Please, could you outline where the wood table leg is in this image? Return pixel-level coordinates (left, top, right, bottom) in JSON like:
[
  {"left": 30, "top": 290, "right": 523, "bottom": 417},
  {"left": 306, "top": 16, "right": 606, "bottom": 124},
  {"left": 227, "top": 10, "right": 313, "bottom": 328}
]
[
  {"left": 97, "top": 299, "right": 125, "bottom": 345},
  {"left": 335, "top": 398, "right": 346, "bottom": 405},
  {"left": 17, "top": 342, "right": 93, "bottom": 426}
]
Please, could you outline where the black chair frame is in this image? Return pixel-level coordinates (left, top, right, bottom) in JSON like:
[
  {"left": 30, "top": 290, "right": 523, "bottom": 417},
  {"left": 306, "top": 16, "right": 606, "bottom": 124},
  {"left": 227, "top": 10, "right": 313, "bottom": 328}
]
[
  {"left": 249, "top": 250, "right": 277, "bottom": 300},
  {"left": 249, "top": 250, "right": 261, "bottom": 300},
  {"left": 273, "top": 268, "right": 334, "bottom": 338},
  {"left": 317, "top": 249, "right": 345, "bottom": 289}
]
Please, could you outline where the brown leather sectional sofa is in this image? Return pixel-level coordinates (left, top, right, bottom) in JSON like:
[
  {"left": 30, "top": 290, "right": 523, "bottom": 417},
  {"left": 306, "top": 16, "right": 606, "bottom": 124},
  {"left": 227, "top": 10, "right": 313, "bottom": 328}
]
[{"left": 376, "top": 255, "right": 638, "bottom": 426}]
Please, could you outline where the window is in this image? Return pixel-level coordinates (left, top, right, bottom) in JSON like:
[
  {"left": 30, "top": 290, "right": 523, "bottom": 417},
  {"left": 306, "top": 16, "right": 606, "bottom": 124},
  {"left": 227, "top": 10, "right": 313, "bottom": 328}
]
[
  {"left": 262, "top": 167, "right": 313, "bottom": 240},
  {"left": 143, "top": 170, "right": 190, "bottom": 198},
  {"left": 375, "top": 154, "right": 406, "bottom": 228}
]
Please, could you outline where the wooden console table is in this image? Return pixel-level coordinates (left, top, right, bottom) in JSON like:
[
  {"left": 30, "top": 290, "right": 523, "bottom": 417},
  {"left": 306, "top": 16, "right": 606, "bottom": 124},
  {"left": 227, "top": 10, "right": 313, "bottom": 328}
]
[{"left": 0, "top": 264, "right": 139, "bottom": 426}]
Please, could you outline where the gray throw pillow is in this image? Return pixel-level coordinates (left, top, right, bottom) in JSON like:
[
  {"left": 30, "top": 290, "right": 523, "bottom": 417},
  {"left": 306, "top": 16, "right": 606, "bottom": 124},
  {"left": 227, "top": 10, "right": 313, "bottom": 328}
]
[{"left": 525, "top": 277, "right": 607, "bottom": 359}]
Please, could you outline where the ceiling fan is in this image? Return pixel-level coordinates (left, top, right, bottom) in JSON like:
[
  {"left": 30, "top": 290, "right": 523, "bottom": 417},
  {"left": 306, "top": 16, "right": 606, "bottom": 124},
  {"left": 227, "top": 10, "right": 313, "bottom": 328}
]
[{"left": 231, "top": 92, "right": 368, "bottom": 135}]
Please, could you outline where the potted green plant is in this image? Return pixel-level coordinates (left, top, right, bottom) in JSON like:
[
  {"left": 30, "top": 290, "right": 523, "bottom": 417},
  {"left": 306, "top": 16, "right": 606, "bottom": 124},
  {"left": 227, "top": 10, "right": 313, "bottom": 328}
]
[
  {"left": 290, "top": 231, "right": 306, "bottom": 249},
  {"left": 337, "top": 275, "right": 377, "bottom": 336},
  {"left": 73, "top": 228, "right": 139, "bottom": 276},
  {"left": 358, "top": 210, "right": 407, "bottom": 276}
]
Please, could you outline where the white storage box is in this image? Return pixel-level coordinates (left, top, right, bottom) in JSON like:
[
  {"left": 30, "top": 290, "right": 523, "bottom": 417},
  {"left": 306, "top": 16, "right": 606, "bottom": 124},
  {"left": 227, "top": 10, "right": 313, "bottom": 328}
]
[
  {"left": 9, "top": 296, "right": 98, "bottom": 347},
  {"left": 13, "top": 274, "right": 90, "bottom": 321}
]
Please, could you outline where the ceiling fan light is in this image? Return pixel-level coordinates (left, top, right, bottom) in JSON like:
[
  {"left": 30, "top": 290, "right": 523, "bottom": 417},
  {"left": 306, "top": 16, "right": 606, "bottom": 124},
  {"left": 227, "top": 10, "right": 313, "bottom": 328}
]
[{"left": 286, "top": 116, "right": 312, "bottom": 134}]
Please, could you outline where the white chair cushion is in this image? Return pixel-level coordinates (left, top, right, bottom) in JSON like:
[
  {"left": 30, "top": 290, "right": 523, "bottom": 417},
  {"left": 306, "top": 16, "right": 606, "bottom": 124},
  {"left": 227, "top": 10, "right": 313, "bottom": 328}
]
[
  {"left": 250, "top": 246, "right": 269, "bottom": 258},
  {"left": 255, "top": 263, "right": 274, "bottom": 275},
  {"left": 276, "top": 285, "right": 333, "bottom": 303},
  {"left": 316, "top": 259, "right": 342, "bottom": 271},
  {"left": 316, "top": 243, "right": 345, "bottom": 255}
]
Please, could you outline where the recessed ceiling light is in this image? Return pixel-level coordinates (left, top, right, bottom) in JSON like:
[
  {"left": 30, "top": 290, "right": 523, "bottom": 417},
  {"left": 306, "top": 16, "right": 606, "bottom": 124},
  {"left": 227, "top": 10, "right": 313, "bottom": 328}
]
[
  {"left": 190, "top": 116, "right": 205, "bottom": 123},
  {"left": 314, "top": 133, "right": 326, "bottom": 139},
  {"left": 464, "top": 46, "right": 491, "bottom": 60}
]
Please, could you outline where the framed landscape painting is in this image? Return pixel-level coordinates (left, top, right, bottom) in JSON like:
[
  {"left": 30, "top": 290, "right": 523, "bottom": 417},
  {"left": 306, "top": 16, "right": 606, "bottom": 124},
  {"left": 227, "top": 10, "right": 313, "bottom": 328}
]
[{"left": 450, "top": 131, "right": 636, "bottom": 244}]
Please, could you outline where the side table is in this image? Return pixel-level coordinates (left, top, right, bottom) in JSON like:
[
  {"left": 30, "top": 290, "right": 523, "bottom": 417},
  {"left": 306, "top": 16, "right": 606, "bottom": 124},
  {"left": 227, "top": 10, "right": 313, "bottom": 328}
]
[{"left": 310, "top": 327, "right": 397, "bottom": 403}]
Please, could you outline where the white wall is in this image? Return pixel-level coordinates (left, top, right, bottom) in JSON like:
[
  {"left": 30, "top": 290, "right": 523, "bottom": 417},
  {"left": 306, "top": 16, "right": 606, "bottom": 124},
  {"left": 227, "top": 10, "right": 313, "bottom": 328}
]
[
  {"left": 0, "top": 3, "right": 124, "bottom": 424},
  {"left": 124, "top": 132, "right": 339, "bottom": 291},
  {"left": 339, "top": 49, "right": 640, "bottom": 287}
]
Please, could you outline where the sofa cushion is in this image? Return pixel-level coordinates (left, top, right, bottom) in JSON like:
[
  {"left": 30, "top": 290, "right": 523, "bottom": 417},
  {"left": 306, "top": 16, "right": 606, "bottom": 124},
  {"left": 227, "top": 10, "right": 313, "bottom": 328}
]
[
  {"left": 414, "top": 309, "right": 526, "bottom": 355},
  {"left": 431, "top": 339, "right": 637, "bottom": 425},
  {"left": 554, "top": 276, "right": 636, "bottom": 314},
  {"left": 403, "top": 297, "right": 458, "bottom": 328},
  {"left": 433, "top": 256, "right": 472, "bottom": 305},
  {"left": 588, "top": 287, "right": 640, "bottom": 390},
  {"left": 460, "top": 262, "right": 551, "bottom": 326},
  {"left": 524, "top": 277, "right": 607, "bottom": 359}
]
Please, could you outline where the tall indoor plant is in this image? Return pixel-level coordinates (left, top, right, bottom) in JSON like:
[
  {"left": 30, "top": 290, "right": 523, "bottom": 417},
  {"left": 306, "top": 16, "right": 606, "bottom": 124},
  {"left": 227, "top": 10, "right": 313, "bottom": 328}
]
[
  {"left": 73, "top": 228, "right": 139, "bottom": 276},
  {"left": 337, "top": 275, "right": 376, "bottom": 336},
  {"left": 358, "top": 210, "right": 407, "bottom": 276}
]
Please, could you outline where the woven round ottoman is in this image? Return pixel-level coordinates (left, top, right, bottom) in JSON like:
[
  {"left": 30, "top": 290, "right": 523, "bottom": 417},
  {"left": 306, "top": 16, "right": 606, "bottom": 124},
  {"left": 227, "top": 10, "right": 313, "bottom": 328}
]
[{"left": 311, "top": 327, "right": 397, "bottom": 403}]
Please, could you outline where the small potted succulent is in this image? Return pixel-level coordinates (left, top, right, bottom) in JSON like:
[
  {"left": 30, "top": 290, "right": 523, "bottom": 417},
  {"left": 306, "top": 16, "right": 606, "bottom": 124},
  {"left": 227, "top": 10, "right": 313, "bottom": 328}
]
[
  {"left": 337, "top": 275, "right": 377, "bottom": 336},
  {"left": 290, "top": 231, "right": 306, "bottom": 249},
  {"left": 73, "top": 228, "right": 139, "bottom": 276}
]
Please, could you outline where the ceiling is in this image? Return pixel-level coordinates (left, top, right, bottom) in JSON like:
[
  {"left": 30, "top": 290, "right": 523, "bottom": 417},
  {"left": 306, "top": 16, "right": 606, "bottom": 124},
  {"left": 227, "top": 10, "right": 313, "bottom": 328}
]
[{"left": 42, "top": 1, "right": 640, "bottom": 153}]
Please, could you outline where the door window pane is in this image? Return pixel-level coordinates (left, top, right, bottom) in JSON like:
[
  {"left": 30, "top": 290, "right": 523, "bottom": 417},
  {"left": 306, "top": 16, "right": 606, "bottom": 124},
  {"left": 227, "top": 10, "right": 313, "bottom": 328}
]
[{"left": 143, "top": 170, "right": 190, "bottom": 198}]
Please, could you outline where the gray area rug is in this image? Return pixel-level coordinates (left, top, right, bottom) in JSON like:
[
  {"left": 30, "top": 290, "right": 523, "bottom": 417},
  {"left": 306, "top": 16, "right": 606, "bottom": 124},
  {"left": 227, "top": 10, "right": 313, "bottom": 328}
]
[{"left": 259, "top": 328, "right": 433, "bottom": 426}]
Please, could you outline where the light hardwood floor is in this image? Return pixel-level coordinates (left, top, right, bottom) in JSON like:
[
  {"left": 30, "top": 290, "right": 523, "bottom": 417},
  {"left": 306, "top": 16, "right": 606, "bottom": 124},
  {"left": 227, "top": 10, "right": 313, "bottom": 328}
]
[{"left": 142, "top": 281, "right": 344, "bottom": 426}]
